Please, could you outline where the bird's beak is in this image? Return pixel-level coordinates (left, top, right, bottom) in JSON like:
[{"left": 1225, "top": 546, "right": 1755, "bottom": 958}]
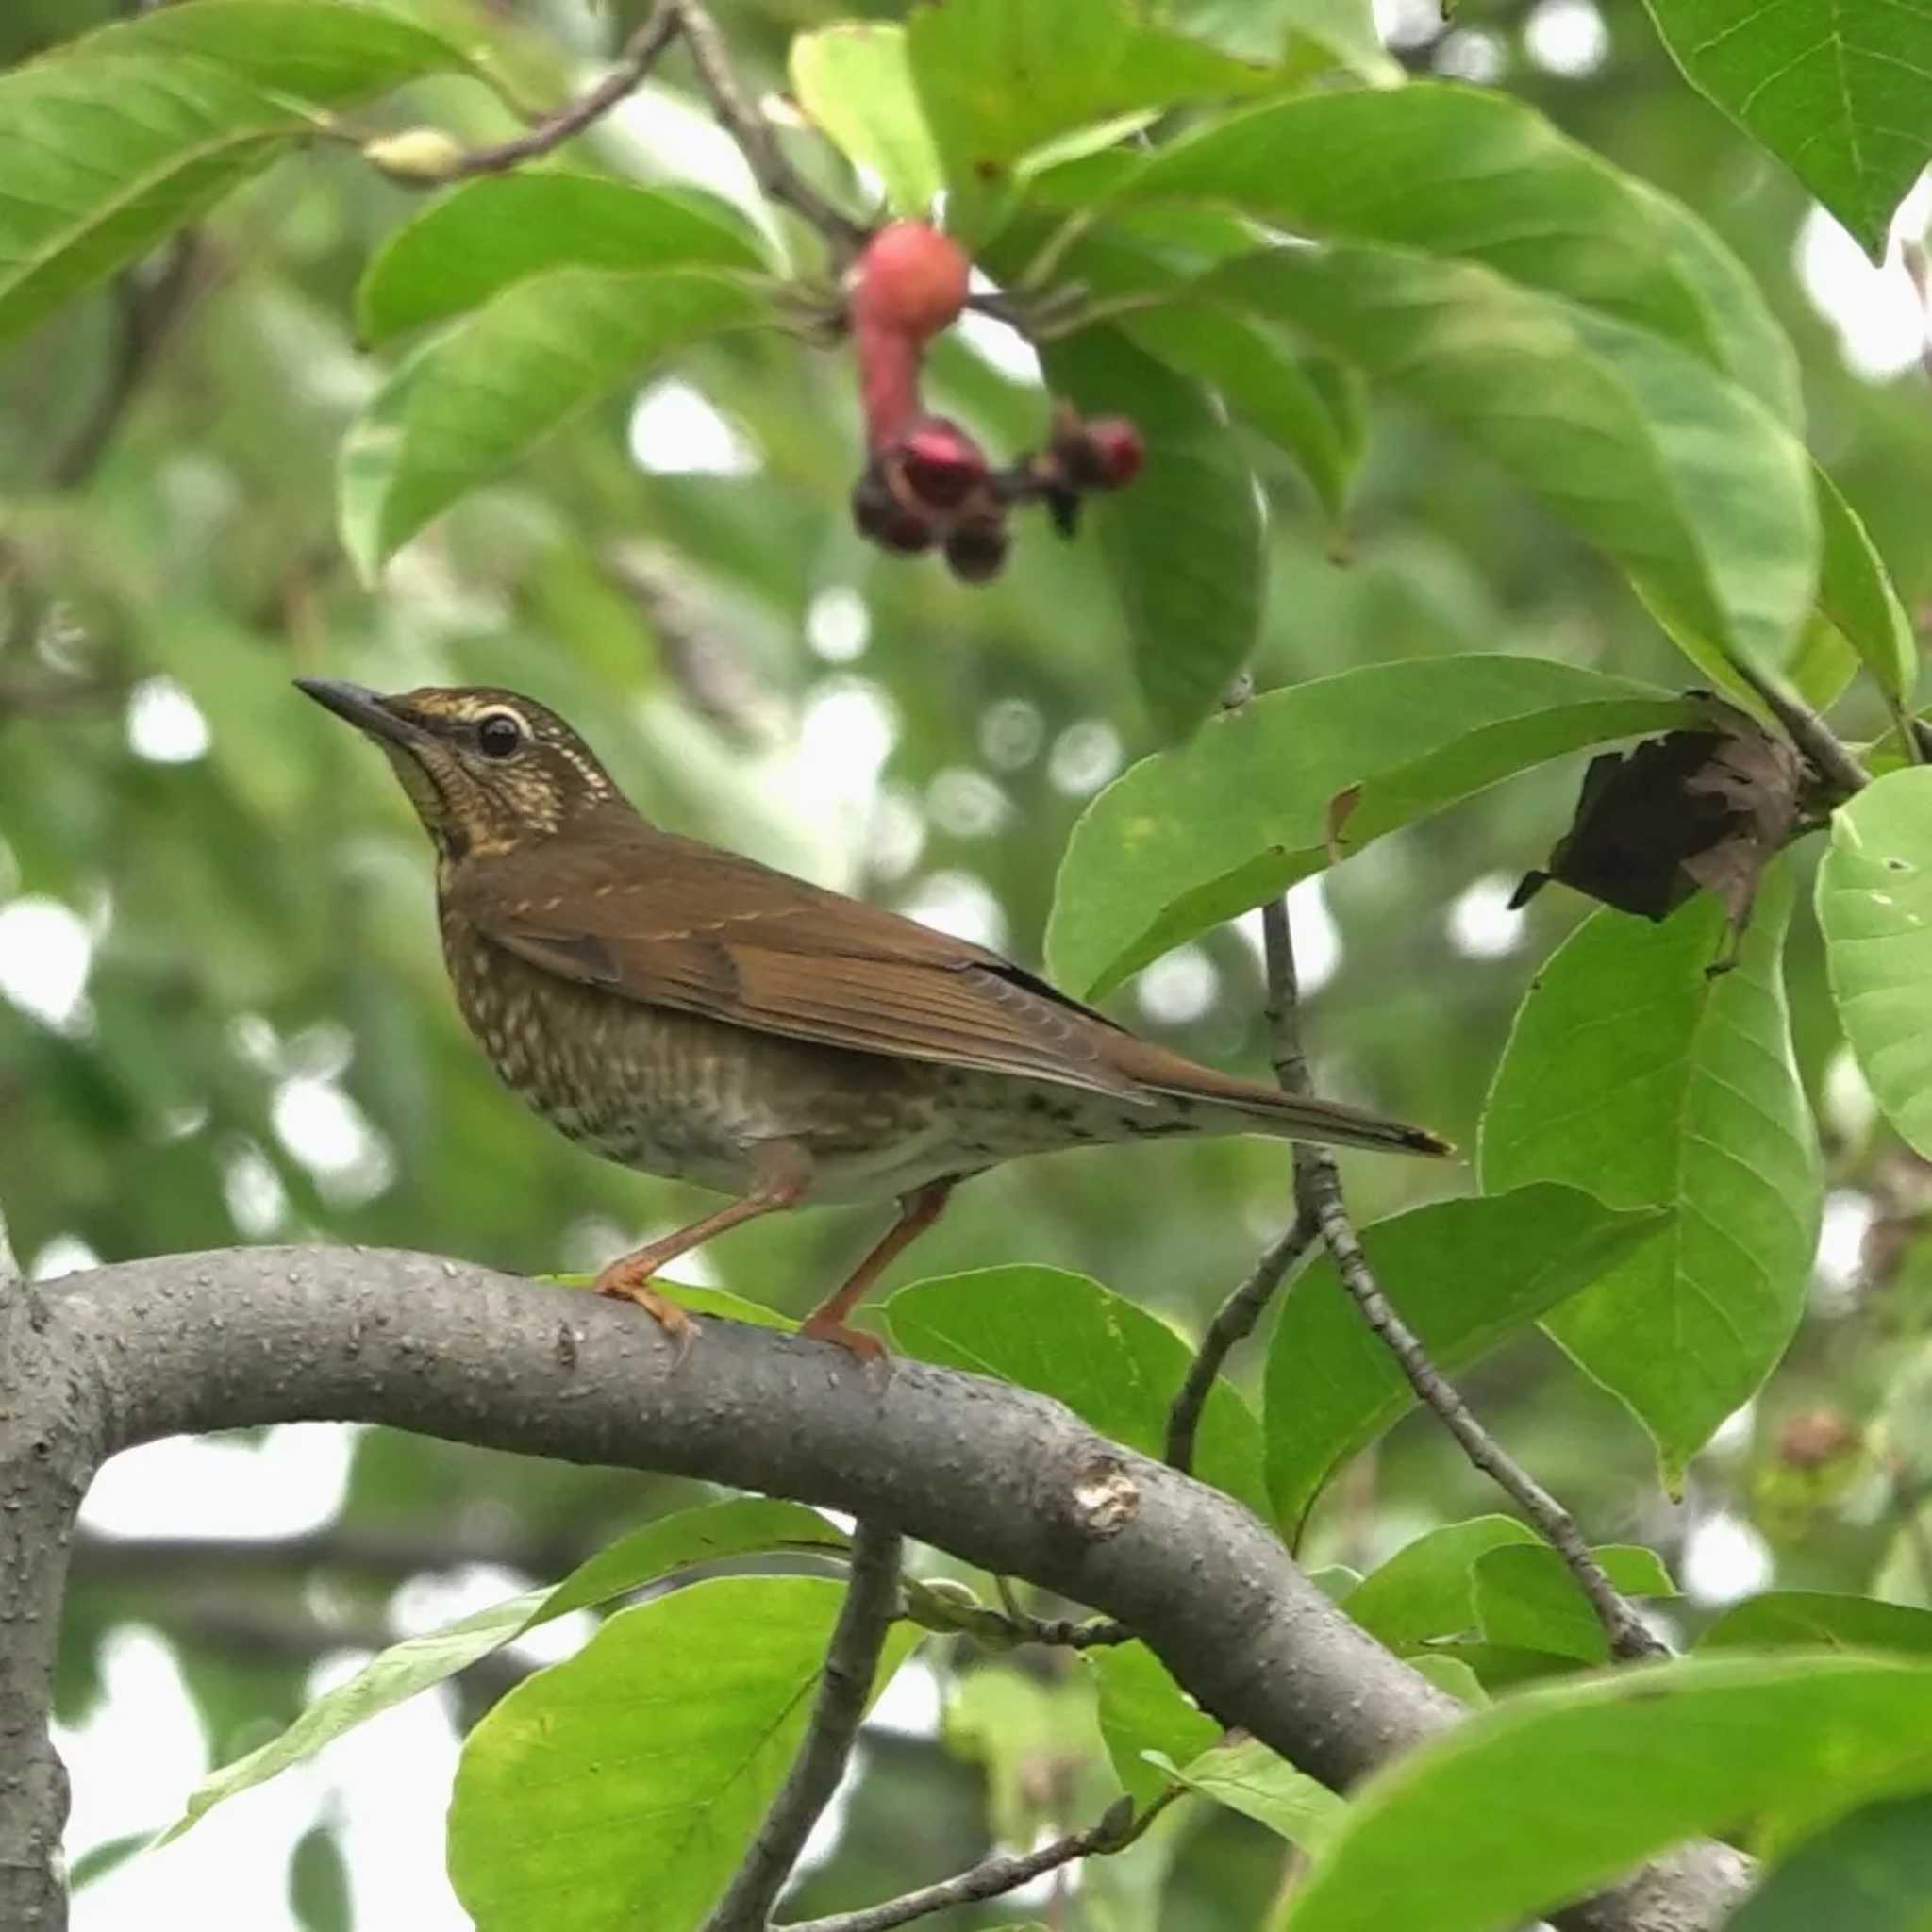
[{"left": 295, "top": 677, "right": 425, "bottom": 751}]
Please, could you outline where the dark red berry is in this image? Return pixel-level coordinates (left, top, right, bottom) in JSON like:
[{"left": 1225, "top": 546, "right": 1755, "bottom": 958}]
[
  {"left": 1053, "top": 412, "right": 1145, "bottom": 491},
  {"left": 896, "top": 417, "right": 990, "bottom": 511},
  {"left": 852, "top": 465, "right": 935, "bottom": 554},
  {"left": 848, "top": 222, "right": 972, "bottom": 341},
  {"left": 1083, "top": 416, "right": 1145, "bottom": 489},
  {"left": 943, "top": 517, "right": 1009, "bottom": 583}
]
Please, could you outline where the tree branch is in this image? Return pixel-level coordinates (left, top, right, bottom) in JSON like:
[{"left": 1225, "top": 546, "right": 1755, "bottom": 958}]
[
  {"left": 0, "top": 1246, "right": 1750, "bottom": 1932},
  {"left": 1725, "top": 655, "right": 1872, "bottom": 799},
  {"left": 705, "top": 1520, "right": 904, "bottom": 1932},
  {"left": 783, "top": 1792, "right": 1167, "bottom": 1932},
  {"left": 434, "top": 0, "right": 682, "bottom": 180},
  {"left": 1259, "top": 900, "right": 1668, "bottom": 1666},
  {"left": 670, "top": 0, "right": 868, "bottom": 257},
  {"left": 1165, "top": 1210, "right": 1317, "bottom": 1477}
]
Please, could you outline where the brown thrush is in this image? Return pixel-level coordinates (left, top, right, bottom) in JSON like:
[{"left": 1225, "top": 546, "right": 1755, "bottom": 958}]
[{"left": 299, "top": 680, "right": 1450, "bottom": 1357}]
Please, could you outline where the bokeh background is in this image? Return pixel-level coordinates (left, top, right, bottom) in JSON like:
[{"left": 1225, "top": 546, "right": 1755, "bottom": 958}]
[{"left": 3, "top": 0, "right": 1930, "bottom": 1924}]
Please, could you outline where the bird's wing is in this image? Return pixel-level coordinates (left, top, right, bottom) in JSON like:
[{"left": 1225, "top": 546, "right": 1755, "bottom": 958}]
[{"left": 449, "top": 825, "right": 1150, "bottom": 1102}]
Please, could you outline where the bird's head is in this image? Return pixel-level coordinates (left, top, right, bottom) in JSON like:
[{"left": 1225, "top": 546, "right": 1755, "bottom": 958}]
[{"left": 297, "top": 680, "right": 625, "bottom": 862}]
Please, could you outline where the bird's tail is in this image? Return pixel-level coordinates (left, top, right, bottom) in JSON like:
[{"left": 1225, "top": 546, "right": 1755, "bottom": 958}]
[{"left": 1115, "top": 1040, "right": 1453, "bottom": 1158}]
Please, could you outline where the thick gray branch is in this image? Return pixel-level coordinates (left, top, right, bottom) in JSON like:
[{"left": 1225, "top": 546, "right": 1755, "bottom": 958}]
[{"left": 4, "top": 1246, "right": 1750, "bottom": 1931}]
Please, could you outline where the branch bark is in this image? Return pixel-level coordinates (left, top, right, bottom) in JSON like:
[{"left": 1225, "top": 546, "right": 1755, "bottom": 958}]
[
  {"left": 2, "top": 1246, "right": 1751, "bottom": 1932},
  {"left": 705, "top": 1520, "right": 903, "bottom": 1932}
]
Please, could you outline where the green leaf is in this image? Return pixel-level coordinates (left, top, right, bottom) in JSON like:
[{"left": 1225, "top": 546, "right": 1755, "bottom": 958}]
[
  {"left": 0, "top": 0, "right": 467, "bottom": 348},
  {"left": 450, "top": 1576, "right": 921, "bottom": 1932},
  {"left": 1340, "top": 1518, "right": 1539, "bottom": 1653},
  {"left": 1047, "top": 657, "right": 1694, "bottom": 998},
  {"left": 884, "top": 1266, "right": 1268, "bottom": 1516},
  {"left": 1158, "top": 1737, "right": 1344, "bottom": 1851},
  {"left": 1167, "top": 0, "right": 1400, "bottom": 81},
  {"left": 68, "top": 1831, "right": 155, "bottom": 1892},
  {"left": 1124, "top": 306, "right": 1363, "bottom": 528},
  {"left": 289, "top": 1823, "right": 351, "bottom": 1932},
  {"left": 1089, "top": 1641, "right": 1222, "bottom": 1807},
  {"left": 1274, "top": 1655, "right": 1932, "bottom": 1932},
  {"left": 1202, "top": 245, "right": 1817, "bottom": 680},
  {"left": 1814, "top": 467, "right": 1919, "bottom": 706},
  {"left": 1642, "top": 0, "right": 1932, "bottom": 262},
  {"left": 790, "top": 24, "right": 944, "bottom": 218},
  {"left": 1818, "top": 769, "right": 1932, "bottom": 1160},
  {"left": 1731, "top": 1793, "right": 1932, "bottom": 1932},
  {"left": 1407, "top": 1655, "right": 1491, "bottom": 1709},
  {"left": 1472, "top": 1544, "right": 1675, "bottom": 1665},
  {"left": 905, "top": 0, "right": 1275, "bottom": 195},
  {"left": 357, "top": 175, "right": 768, "bottom": 346},
  {"left": 1264, "top": 1186, "right": 1671, "bottom": 1534},
  {"left": 339, "top": 266, "right": 770, "bottom": 576},
  {"left": 1040, "top": 326, "right": 1264, "bottom": 739},
  {"left": 1068, "top": 85, "right": 1780, "bottom": 384},
  {"left": 1704, "top": 1592, "right": 1932, "bottom": 1657},
  {"left": 159, "top": 1498, "right": 846, "bottom": 1840},
  {"left": 1481, "top": 870, "right": 1821, "bottom": 1486}
]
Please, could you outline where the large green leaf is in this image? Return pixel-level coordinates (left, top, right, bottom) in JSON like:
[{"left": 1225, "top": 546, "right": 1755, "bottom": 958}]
[
  {"left": 1123, "top": 306, "right": 1364, "bottom": 529},
  {"left": 159, "top": 1498, "right": 847, "bottom": 1840},
  {"left": 339, "top": 266, "right": 771, "bottom": 576},
  {"left": 1731, "top": 1794, "right": 1932, "bottom": 1932},
  {"left": 1702, "top": 1591, "right": 1932, "bottom": 1657},
  {"left": 1159, "top": 1737, "right": 1344, "bottom": 1852},
  {"left": 1168, "top": 0, "right": 1399, "bottom": 81},
  {"left": 1265, "top": 1186, "right": 1671, "bottom": 1534},
  {"left": 1818, "top": 770, "right": 1932, "bottom": 1158},
  {"left": 885, "top": 1266, "right": 1268, "bottom": 1516},
  {"left": 1482, "top": 873, "right": 1821, "bottom": 1486},
  {"left": 1340, "top": 1517, "right": 1538, "bottom": 1653},
  {"left": 0, "top": 1, "right": 466, "bottom": 348},
  {"left": 450, "top": 1575, "right": 921, "bottom": 1932},
  {"left": 1472, "top": 1543, "right": 1675, "bottom": 1665},
  {"left": 1088, "top": 1641, "right": 1223, "bottom": 1807},
  {"left": 1642, "top": 0, "right": 1932, "bottom": 261},
  {"left": 1059, "top": 85, "right": 1781, "bottom": 387},
  {"left": 1274, "top": 1655, "right": 1932, "bottom": 1932},
  {"left": 357, "top": 175, "right": 768, "bottom": 345},
  {"left": 1813, "top": 467, "right": 1919, "bottom": 704},
  {"left": 1047, "top": 657, "right": 1694, "bottom": 998},
  {"left": 789, "top": 24, "right": 944, "bottom": 218},
  {"left": 1203, "top": 245, "right": 1818, "bottom": 680},
  {"left": 905, "top": 0, "right": 1275, "bottom": 194},
  {"left": 1041, "top": 327, "right": 1265, "bottom": 739}
]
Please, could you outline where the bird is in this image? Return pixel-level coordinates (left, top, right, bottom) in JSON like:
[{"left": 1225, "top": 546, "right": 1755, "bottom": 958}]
[{"left": 298, "top": 679, "right": 1450, "bottom": 1359}]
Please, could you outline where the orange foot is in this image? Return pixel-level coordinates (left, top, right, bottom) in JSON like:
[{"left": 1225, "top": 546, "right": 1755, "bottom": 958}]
[
  {"left": 593, "top": 1259, "right": 699, "bottom": 1362},
  {"left": 799, "top": 1312, "right": 890, "bottom": 1369}
]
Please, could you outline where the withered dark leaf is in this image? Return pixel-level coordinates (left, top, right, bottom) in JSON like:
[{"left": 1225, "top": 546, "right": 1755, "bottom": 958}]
[{"left": 1512, "top": 701, "right": 1802, "bottom": 970}]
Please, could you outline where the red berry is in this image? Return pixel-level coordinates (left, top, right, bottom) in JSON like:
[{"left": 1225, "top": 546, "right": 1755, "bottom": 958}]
[
  {"left": 852, "top": 463, "right": 935, "bottom": 554},
  {"left": 896, "top": 417, "right": 989, "bottom": 511},
  {"left": 1053, "top": 412, "right": 1145, "bottom": 492},
  {"left": 1084, "top": 416, "right": 1145, "bottom": 490},
  {"left": 848, "top": 222, "right": 972, "bottom": 342},
  {"left": 943, "top": 517, "right": 1009, "bottom": 583}
]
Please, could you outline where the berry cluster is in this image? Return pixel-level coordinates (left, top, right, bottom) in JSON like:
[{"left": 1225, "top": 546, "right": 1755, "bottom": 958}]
[{"left": 844, "top": 222, "right": 1144, "bottom": 582}]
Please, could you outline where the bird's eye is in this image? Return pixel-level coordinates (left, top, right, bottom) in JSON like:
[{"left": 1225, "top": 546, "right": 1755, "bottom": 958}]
[{"left": 475, "top": 711, "right": 525, "bottom": 759}]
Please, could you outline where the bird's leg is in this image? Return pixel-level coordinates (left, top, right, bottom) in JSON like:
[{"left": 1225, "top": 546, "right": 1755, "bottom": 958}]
[
  {"left": 594, "top": 1142, "right": 811, "bottom": 1350},
  {"left": 800, "top": 1180, "right": 955, "bottom": 1362}
]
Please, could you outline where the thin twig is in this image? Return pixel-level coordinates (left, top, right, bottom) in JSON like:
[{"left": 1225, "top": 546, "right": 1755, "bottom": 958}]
[
  {"left": 1165, "top": 1209, "right": 1318, "bottom": 1475},
  {"left": 703, "top": 1519, "right": 904, "bottom": 1932},
  {"left": 782, "top": 1792, "right": 1174, "bottom": 1932},
  {"left": 671, "top": 0, "right": 867, "bottom": 257},
  {"left": 441, "top": 0, "right": 681, "bottom": 178},
  {"left": 1260, "top": 899, "right": 1669, "bottom": 1665},
  {"left": 900, "top": 1574, "right": 1128, "bottom": 1650},
  {"left": 1725, "top": 655, "right": 1872, "bottom": 798}
]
